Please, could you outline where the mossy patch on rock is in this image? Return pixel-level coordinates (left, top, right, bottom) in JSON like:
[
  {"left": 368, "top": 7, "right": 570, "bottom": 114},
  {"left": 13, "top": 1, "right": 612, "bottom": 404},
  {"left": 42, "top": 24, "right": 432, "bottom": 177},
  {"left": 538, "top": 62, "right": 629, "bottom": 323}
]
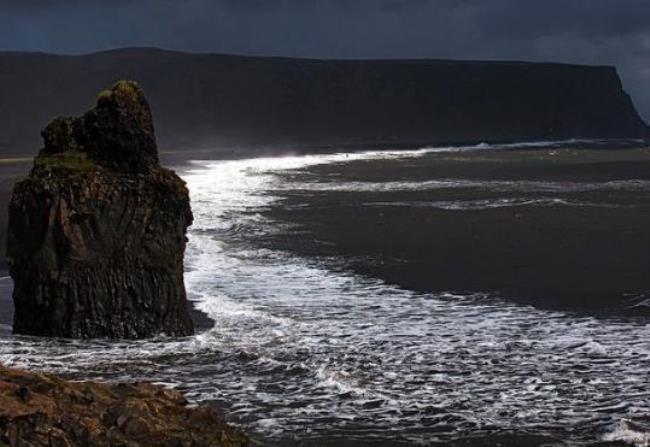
[
  {"left": 33, "top": 150, "right": 95, "bottom": 172},
  {"left": 36, "top": 80, "right": 158, "bottom": 174},
  {"left": 41, "top": 117, "right": 79, "bottom": 154},
  {"left": 113, "top": 79, "right": 141, "bottom": 102}
]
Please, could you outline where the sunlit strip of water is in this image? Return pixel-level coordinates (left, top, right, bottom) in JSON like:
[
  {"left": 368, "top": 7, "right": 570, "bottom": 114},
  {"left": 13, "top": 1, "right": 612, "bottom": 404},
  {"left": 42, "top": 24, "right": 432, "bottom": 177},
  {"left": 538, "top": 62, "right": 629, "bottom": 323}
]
[
  {"left": 0, "top": 145, "right": 648, "bottom": 445},
  {"left": 277, "top": 178, "right": 650, "bottom": 193},
  {"left": 363, "top": 198, "right": 625, "bottom": 210}
]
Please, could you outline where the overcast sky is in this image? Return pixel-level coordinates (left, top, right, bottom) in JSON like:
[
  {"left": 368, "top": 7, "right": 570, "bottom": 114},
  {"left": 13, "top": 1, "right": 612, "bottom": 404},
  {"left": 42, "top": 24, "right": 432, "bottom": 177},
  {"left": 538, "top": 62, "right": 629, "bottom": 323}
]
[{"left": 1, "top": 0, "right": 649, "bottom": 120}]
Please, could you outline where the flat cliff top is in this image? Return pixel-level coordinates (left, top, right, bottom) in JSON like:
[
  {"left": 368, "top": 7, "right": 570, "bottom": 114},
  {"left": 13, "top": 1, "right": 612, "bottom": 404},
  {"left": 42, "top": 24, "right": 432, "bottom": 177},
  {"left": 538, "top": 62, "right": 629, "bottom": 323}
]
[
  {"left": 0, "top": 364, "right": 248, "bottom": 446},
  {"left": 0, "top": 46, "right": 621, "bottom": 68},
  {"left": 0, "top": 48, "right": 646, "bottom": 155}
]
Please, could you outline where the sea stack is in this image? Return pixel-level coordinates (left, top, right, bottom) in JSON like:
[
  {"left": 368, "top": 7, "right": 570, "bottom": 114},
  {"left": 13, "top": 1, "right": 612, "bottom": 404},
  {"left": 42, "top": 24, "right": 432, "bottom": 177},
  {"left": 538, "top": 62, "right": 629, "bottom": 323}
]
[{"left": 6, "top": 81, "right": 194, "bottom": 338}]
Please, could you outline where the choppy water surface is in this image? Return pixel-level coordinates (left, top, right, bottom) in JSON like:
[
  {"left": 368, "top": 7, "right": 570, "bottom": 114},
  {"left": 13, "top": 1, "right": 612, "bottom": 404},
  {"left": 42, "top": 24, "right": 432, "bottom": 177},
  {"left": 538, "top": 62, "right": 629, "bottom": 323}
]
[{"left": 1, "top": 144, "right": 649, "bottom": 446}]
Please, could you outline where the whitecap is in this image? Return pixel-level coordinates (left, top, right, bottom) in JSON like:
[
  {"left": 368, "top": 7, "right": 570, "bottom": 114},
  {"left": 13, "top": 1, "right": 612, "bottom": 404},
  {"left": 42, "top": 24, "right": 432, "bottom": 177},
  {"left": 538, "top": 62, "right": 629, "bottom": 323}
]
[{"left": 603, "top": 419, "right": 650, "bottom": 447}]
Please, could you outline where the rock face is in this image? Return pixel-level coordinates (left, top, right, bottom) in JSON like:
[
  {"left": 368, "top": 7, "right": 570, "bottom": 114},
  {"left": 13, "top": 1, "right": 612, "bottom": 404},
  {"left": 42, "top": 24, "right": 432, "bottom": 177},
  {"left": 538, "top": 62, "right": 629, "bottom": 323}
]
[
  {"left": 7, "top": 81, "right": 194, "bottom": 339},
  {"left": 0, "top": 48, "right": 647, "bottom": 155},
  {"left": 0, "top": 364, "right": 249, "bottom": 446}
]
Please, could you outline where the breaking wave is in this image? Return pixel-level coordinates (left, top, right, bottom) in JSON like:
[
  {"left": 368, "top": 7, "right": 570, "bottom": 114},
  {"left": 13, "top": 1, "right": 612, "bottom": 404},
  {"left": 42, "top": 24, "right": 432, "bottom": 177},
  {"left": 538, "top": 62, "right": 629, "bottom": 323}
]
[{"left": 0, "top": 142, "right": 648, "bottom": 445}]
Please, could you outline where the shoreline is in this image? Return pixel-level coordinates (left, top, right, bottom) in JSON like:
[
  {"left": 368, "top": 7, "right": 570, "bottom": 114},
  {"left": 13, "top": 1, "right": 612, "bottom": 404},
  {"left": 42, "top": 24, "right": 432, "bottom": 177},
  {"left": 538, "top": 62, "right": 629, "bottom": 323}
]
[
  {"left": 3, "top": 141, "right": 650, "bottom": 318},
  {"left": 260, "top": 145, "right": 650, "bottom": 316},
  {"left": 2, "top": 135, "right": 644, "bottom": 162},
  {"left": 0, "top": 359, "right": 632, "bottom": 447},
  {"left": 0, "top": 143, "right": 648, "bottom": 445}
]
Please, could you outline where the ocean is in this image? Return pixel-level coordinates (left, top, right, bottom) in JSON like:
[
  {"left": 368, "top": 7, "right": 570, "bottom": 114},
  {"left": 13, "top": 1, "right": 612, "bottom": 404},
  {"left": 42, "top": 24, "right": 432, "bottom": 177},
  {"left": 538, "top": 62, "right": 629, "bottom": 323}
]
[{"left": 1, "top": 142, "right": 649, "bottom": 446}]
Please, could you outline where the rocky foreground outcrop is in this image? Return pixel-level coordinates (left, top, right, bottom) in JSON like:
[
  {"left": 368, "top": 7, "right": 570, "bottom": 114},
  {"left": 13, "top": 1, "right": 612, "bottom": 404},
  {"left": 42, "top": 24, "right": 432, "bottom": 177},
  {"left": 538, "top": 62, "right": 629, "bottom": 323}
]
[
  {"left": 7, "top": 81, "right": 194, "bottom": 338},
  {"left": 0, "top": 364, "right": 248, "bottom": 447}
]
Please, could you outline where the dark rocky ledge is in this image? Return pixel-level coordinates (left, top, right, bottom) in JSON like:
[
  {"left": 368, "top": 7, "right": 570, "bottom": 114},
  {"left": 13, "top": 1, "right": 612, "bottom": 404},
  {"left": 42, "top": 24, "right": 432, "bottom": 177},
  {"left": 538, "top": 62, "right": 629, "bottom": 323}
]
[
  {"left": 0, "top": 364, "right": 248, "bottom": 447},
  {"left": 6, "top": 81, "right": 195, "bottom": 339}
]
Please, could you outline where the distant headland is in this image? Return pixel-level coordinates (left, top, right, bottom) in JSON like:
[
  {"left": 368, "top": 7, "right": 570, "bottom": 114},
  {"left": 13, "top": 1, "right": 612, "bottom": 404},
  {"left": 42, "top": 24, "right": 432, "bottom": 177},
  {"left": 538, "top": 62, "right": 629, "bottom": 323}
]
[{"left": 0, "top": 47, "right": 647, "bottom": 156}]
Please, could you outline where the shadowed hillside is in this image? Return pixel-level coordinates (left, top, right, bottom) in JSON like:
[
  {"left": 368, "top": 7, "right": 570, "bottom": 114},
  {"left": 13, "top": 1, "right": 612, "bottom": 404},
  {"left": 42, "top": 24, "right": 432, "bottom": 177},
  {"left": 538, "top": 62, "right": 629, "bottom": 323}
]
[{"left": 0, "top": 47, "right": 647, "bottom": 156}]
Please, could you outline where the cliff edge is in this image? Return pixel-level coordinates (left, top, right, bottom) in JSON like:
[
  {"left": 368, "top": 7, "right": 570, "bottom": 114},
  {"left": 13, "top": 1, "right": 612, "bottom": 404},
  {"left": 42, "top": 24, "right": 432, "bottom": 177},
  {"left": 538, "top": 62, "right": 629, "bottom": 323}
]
[
  {"left": 6, "top": 81, "right": 194, "bottom": 339},
  {"left": 0, "top": 49, "right": 647, "bottom": 155}
]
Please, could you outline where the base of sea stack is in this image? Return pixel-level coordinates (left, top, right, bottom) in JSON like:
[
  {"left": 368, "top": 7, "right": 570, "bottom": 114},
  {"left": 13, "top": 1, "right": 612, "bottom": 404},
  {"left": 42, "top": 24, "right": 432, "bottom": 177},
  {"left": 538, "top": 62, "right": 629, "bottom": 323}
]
[
  {"left": 0, "top": 365, "right": 249, "bottom": 447},
  {"left": 8, "top": 168, "right": 195, "bottom": 339}
]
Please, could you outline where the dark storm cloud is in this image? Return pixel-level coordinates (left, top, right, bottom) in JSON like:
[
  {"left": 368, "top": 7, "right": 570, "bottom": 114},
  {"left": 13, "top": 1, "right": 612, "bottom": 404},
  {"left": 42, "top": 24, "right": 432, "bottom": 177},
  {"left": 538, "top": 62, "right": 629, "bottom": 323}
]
[{"left": 1, "top": 0, "right": 648, "bottom": 120}]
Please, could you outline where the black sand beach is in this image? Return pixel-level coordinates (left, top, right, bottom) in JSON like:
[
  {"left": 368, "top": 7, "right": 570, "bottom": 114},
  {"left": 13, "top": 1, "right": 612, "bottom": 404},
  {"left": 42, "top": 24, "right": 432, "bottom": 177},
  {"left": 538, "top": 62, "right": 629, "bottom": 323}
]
[
  {"left": 2, "top": 145, "right": 650, "bottom": 319},
  {"left": 1, "top": 144, "right": 648, "bottom": 446},
  {"left": 262, "top": 146, "right": 650, "bottom": 316}
]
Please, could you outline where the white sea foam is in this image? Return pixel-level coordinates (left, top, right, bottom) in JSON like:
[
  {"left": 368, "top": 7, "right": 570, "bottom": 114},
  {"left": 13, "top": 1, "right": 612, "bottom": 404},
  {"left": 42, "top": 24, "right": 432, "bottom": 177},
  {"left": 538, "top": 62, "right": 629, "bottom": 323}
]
[
  {"left": 0, "top": 142, "right": 648, "bottom": 445},
  {"left": 417, "top": 138, "right": 604, "bottom": 153},
  {"left": 604, "top": 419, "right": 650, "bottom": 446},
  {"left": 279, "top": 178, "right": 650, "bottom": 194},
  {"left": 363, "top": 197, "right": 618, "bottom": 210}
]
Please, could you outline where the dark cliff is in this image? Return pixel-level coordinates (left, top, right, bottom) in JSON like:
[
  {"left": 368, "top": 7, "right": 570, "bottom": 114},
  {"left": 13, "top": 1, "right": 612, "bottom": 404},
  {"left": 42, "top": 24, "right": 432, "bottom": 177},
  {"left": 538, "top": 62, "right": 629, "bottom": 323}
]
[
  {"left": 6, "top": 81, "right": 194, "bottom": 339},
  {"left": 0, "top": 48, "right": 647, "bottom": 155}
]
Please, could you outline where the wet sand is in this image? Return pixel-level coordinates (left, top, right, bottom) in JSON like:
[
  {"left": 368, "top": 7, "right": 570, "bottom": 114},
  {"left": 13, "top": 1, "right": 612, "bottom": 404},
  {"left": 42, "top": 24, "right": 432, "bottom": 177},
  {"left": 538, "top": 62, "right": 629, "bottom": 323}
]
[
  {"left": 262, "top": 147, "right": 650, "bottom": 316},
  {"left": 0, "top": 146, "right": 647, "bottom": 446}
]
